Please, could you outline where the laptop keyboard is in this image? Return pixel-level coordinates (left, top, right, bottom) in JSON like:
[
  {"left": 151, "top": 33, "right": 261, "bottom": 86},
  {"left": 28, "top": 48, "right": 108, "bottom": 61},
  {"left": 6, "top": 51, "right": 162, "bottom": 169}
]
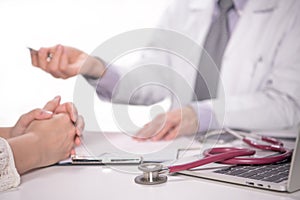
[{"left": 214, "top": 161, "right": 290, "bottom": 183}]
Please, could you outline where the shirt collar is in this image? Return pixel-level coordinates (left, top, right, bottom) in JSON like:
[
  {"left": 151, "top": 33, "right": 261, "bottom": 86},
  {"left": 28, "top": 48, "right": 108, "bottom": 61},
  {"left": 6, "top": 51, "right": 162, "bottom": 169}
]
[
  {"left": 188, "top": 0, "right": 248, "bottom": 12},
  {"left": 233, "top": 0, "right": 248, "bottom": 13},
  {"left": 216, "top": 0, "right": 248, "bottom": 12}
]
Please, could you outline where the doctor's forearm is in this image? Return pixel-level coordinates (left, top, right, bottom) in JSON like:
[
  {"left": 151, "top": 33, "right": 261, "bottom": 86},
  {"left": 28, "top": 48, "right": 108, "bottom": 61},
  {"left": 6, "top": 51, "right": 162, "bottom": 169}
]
[
  {"left": 80, "top": 55, "right": 106, "bottom": 79},
  {"left": 84, "top": 62, "right": 170, "bottom": 105},
  {"left": 83, "top": 63, "right": 121, "bottom": 101}
]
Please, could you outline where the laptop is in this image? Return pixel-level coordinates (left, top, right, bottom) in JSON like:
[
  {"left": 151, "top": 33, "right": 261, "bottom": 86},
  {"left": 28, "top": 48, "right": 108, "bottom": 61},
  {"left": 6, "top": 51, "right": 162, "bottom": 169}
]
[{"left": 177, "top": 130, "right": 300, "bottom": 192}]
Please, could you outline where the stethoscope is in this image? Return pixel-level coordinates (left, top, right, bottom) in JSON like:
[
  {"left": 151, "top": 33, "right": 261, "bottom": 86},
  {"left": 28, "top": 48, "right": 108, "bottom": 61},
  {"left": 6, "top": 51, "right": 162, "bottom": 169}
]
[{"left": 134, "top": 128, "right": 293, "bottom": 185}]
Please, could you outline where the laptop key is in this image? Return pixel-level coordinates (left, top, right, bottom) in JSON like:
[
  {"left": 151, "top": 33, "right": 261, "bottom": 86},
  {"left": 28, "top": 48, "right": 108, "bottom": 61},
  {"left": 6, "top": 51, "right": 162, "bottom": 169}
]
[
  {"left": 247, "top": 174, "right": 265, "bottom": 180},
  {"left": 262, "top": 174, "right": 287, "bottom": 182},
  {"left": 230, "top": 170, "right": 258, "bottom": 178},
  {"left": 214, "top": 161, "right": 291, "bottom": 183}
]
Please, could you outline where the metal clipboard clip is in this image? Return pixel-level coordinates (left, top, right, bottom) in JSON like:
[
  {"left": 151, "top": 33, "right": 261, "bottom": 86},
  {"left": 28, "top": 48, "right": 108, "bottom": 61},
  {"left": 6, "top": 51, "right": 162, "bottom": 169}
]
[{"left": 71, "top": 155, "right": 143, "bottom": 165}]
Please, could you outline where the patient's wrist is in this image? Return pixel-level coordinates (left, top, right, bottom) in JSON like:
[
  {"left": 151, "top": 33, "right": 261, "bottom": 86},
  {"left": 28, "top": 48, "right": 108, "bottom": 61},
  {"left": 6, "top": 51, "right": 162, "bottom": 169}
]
[
  {"left": 0, "top": 127, "right": 13, "bottom": 139},
  {"left": 8, "top": 133, "right": 40, "bottom": 175}
]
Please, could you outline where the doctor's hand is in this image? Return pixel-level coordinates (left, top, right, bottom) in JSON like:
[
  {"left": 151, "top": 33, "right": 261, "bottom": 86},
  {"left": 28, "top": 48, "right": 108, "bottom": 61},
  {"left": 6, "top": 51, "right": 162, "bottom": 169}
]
[
  {"left": 29, "top": 44, "right": 105, "bottom": 79},
  {"left": 134, "top": 106, "right": 199, "bottom": 141}
]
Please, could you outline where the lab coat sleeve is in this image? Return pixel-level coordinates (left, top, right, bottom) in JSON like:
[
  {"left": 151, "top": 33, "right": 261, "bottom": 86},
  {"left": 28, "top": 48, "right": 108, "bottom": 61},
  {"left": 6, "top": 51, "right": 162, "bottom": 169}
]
[
  {"left": 84, "top": 55, "right": 173, "bottom": 105},
  {"left": 193, "top": 13, "right": 300, "bottom": 131},
  {"left": 192, "top": 91, "right": 300, "bottom": 132},
  {"left": 83, "top": 64, "right": 121, "bottom": 102}
]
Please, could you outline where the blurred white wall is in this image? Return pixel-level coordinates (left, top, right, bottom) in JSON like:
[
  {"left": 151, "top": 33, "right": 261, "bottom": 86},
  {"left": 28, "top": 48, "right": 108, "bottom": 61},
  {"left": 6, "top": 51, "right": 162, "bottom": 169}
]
[{"left": 0, "top": 0, "right": 172, "bottom": 130}]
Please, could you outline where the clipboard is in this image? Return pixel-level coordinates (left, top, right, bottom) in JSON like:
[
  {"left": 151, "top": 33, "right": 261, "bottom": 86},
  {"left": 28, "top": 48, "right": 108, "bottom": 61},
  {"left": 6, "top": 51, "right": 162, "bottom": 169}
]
[
  {"left": 58, "top": 131, "right": 194, "bottom": 165},
  {"left": 71, "top": 155, "right": 143, "bottom": 165}
]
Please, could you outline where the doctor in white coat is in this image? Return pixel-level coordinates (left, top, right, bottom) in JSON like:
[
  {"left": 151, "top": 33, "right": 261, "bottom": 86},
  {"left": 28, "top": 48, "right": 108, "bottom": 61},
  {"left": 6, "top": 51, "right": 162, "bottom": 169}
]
[{"left": 30, "top": 0, "right": 300, "bottom": 141}]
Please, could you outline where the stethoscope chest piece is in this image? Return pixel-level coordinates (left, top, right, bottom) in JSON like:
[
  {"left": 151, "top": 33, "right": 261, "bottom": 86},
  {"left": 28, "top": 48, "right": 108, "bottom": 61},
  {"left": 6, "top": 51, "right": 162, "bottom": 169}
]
[{"left": 135, "top": 163, "right": 167, "bottom": 185}]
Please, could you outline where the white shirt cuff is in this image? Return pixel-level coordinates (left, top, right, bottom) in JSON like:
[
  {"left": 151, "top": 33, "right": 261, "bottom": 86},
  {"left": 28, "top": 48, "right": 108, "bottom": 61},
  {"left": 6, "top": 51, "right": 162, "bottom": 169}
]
[{"left": 190, "top": 100, "right": 221, "bottom": 133}]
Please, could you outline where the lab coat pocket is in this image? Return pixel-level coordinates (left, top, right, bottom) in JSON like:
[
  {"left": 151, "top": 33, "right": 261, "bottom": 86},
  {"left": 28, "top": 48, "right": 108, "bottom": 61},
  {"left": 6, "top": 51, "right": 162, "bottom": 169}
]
[{"left": 249, "top": 56, "right": 269, "bottom": 91}]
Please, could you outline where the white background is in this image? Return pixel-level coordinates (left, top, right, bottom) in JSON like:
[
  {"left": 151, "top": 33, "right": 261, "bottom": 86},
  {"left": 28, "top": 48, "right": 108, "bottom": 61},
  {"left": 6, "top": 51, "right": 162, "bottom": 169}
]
[{"left": 0, "top": 0, "right": 172, "bottom": 130}]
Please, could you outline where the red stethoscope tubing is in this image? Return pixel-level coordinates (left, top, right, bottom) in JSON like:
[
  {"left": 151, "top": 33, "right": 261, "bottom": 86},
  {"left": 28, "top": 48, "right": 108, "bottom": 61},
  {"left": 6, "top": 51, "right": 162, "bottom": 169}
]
[
  {"left": 168, "top": 148, "right": 255, "bottom": 173},
  {"left": 168, "top": 137, "right": 293, "bottom": 173}
]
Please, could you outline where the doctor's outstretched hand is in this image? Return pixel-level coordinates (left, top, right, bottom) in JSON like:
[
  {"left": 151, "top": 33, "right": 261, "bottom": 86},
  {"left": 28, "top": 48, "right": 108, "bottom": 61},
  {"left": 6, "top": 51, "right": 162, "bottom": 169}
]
[
  {"left": 29, "top": 44, "right": 106, "bottom": 79},
  {"left": 134, "top": 106, "right": 199, "bottom": 141}
]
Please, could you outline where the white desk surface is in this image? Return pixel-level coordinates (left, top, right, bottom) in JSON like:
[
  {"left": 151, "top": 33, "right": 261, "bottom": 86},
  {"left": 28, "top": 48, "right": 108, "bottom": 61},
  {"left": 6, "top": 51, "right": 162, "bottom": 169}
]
[
  {"left": 1, "top": 132, "right": 300, "bottom": 200},
  {"left": 1, "top": 165, "right": 300, "bottom": 200}
]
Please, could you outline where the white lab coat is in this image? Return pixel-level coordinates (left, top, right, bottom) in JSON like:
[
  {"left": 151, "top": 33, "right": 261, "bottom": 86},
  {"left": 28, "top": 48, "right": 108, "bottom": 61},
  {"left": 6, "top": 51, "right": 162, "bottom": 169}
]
[{"left": 94, "top": 0, "right": 300, "bottom": 131}]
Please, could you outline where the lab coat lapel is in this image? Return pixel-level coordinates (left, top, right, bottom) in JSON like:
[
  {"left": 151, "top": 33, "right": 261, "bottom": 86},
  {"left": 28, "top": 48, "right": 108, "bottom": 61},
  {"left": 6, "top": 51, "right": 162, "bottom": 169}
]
[
  {"left": 220, "top": 0, "right": 278, "bottom": 95},
  {"left": 171, "top": 0, "right": 215, "bottom": 103},
  {"left": 185, "top": 0, "right": 215, "bottom": 46},
  {"left": 224, "top": 0, "right": 278, "bottom": 58}
]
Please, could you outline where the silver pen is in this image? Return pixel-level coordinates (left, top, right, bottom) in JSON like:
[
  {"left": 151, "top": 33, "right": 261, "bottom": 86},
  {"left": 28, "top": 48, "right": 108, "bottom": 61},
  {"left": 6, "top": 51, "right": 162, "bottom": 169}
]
[{"left": 27, "top": 47, "right": 53, "bottom": 62}]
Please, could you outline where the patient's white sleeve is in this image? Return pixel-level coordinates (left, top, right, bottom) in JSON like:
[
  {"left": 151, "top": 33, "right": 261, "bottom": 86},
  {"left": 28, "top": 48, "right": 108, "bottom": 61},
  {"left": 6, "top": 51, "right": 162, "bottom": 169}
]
[{"left": 0, "top": 137, "right": 20, "bottom": 192}]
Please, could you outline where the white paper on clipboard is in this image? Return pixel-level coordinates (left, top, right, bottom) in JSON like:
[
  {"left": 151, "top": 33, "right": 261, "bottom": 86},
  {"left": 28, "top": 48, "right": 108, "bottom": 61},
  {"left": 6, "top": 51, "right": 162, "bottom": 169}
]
[{"left": 59, "top": 131, "right": 196, "bottom": 165}]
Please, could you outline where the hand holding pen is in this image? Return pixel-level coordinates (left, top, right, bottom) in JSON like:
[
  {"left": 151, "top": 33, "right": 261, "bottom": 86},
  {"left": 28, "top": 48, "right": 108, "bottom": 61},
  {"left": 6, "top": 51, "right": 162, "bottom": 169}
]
[
  {"left": 28, "top": 45, "right": 105, "bottom": 79},
  {"left": 28, "top": 45, "right": 86, "bottom": 79}
]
